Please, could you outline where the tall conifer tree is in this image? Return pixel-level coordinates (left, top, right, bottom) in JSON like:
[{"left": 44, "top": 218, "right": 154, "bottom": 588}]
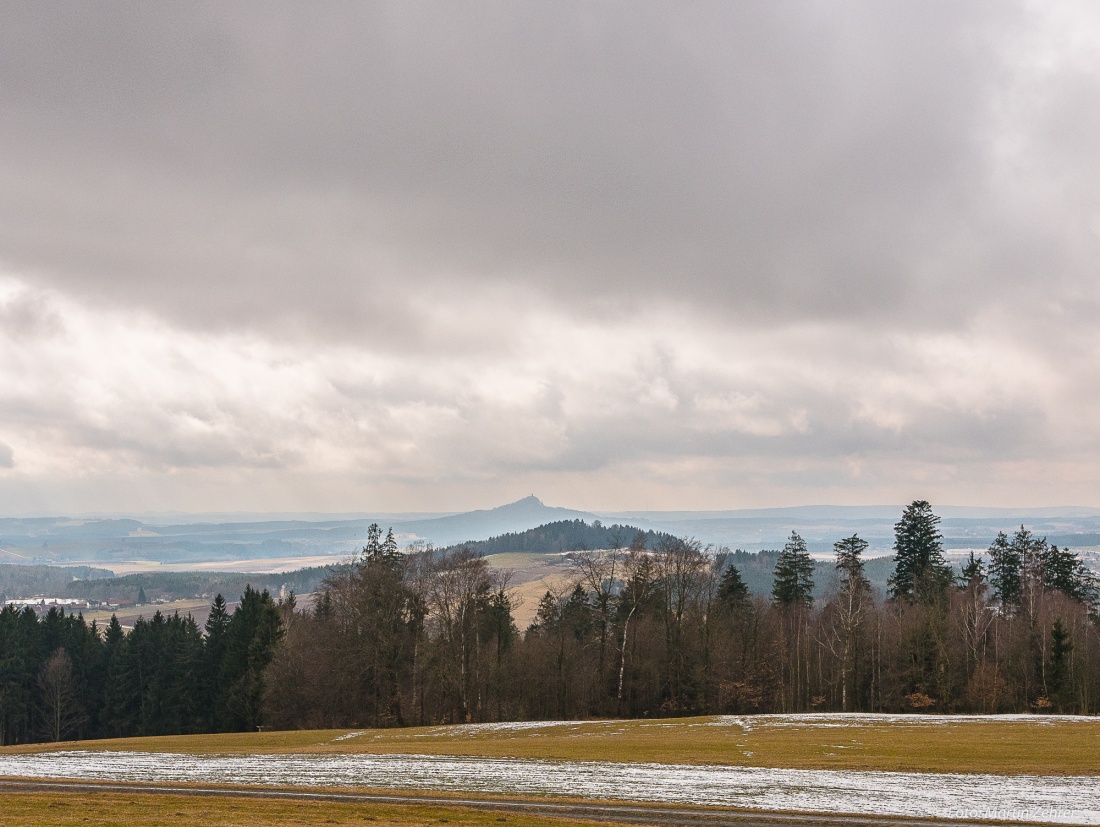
[
  {"left": 888, "top": 500, "right": 952, "bottom": 603},
  {"left": 772, "top": 532, "right": 814, "bottom": 607}
]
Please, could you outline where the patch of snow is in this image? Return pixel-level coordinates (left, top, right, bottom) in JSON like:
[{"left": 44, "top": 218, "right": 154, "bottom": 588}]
[
  {"left": 0, "top": 751, "right": 1094, "bottom": 824},
  {"left": 412, "top": 720, "right": 581, "bottom": 736},
  {"left": 699, "top": 713, "right": 1091, "bottom": 729},
  {"left": 331, "top": 731, "right": 366, "bottom": 742}
]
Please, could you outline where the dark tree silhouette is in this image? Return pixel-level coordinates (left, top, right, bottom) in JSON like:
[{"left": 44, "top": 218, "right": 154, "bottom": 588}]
[{"left": 888, "top": 500, "right": 952, "bottom": 603}]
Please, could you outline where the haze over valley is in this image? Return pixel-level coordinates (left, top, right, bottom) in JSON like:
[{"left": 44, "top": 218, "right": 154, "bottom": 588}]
[{"left": 5, "top": 496, "right": 1100, "bottom": 570}]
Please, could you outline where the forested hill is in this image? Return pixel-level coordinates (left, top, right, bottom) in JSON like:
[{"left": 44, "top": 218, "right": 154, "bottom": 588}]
[
  {"left": 443, "top": 519, "right": 676, "bottom": 556},
  {"left": 0, "top": 563, "right": 113, "bottom": 603},
  {"left": 442, "top": 520, "right": 900, "bottom": 597},
  {"left": 63, "top": 566, "right": 335, "bottom": 604}
]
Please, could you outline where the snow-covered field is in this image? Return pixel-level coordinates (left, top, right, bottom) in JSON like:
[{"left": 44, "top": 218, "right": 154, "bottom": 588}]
[
  {"left": 0, "top": 750, "right": 1095, "bottom": 824},
  {"left": 405, "top": 711, "right": 1100, "bottom": 736},
  {"left": 704, "top": 712, "right": 1097, "bottom": 730}
]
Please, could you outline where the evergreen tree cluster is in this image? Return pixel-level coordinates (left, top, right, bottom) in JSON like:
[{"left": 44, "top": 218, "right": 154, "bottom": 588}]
[
  {"left": 0, "top": 586, "right": 281, "bottom": 745},
  {"left": 0, "top": 564, "right": 113, "bottom": 605},
  {"left": 441, "top": 520, "right": 675, "bottom": 557},
  {"left": 987, "top": 527, "right": 1099, "bottom": 610}
]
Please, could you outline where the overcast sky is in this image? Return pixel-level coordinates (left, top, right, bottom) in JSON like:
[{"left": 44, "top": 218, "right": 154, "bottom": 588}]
[{"left": 0, "top": 1, "right": 1098, "bottom": 514}]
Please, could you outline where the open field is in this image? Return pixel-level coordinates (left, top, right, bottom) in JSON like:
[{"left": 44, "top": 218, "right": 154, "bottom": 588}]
[
  {"left": 0, "top": 789, "right": 593, "bottom": 827},
  {"left": 2, "top": 783, "right": 1046, "bottom": 827},
  {"left": 1, "top": 745, "right": 1097, "bottom": 823},
  {"left": 77, "top": 597, "right": 233, "bottom": 628},
  {"left": 60, "top": 554, "right": 353, "bottom": 575},
  {"left": 483, "top": 552, "right": 570, "bottom": 629},
  {"left": 4, "top": 717, "right": 1100, "bottom": 824},
  {"left": 7, "top": 714, "right": 1099, "bottom": 776}
]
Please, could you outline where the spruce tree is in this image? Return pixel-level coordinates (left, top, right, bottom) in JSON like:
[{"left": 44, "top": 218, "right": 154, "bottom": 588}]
[
  {"left": 203, "top": 594, "right": 230, "bottom": 730},
  {"left": 834, "top": 535, "right": 870, "bottom": 589},
  {"left": 528, "top": 590, "right": 559, "bottom": 634},
  {"left": 161, "top": 614, "right": 205, "bottom": 735},
  {"left": 562, "top": 584, "right": 593, "bottom": 641},
  {"left": 888, "top": 500, "right": 952, "bottom": 603},
  {"left": 772, "top": 532, "right": 814, "bottom": 607},
  {"left": 360, "top": 523, "right": 401, "bottom": 565},
  {"left": 101, "top": 615, "right": 128, "bottom": 737},
  {"left": 219, "top": 587, "right": 283, "bottom": 731},
  {"left": 1049, "top": 619, "right": 1072, "bottom": 708},
  {"left": 1042, "top": 544, "right": 1099, "bottom": 607},
  {"left": 959, "top": 550, "right": 986, "bottom": 588},
  {"left": 831, "top": 535, "right": 870, "bottom": 712},
  {"left": 987, "top": 531, "right": 1021, "bottom": 607},
  {"left": 0, "top": 606, "right": 33, "bottom": 746},
  {"left": 986, "top": 526, "right": 1096, "bottom": 614},
  {"left": 717, "top": 563, "right": 750, "bottom": 611}
]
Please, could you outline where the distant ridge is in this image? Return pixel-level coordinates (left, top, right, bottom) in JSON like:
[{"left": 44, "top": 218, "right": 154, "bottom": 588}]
[
  {"left": 4, "top": 501, "right": 1098, "bottom": 570},
  {"left": 595, "top": 504, "right": 1100, "bottom": 554},
  {"left": 396, "top": 496, "right": 596, "bottom": 546}
]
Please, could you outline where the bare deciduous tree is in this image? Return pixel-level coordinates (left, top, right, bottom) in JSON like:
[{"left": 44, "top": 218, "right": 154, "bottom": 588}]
[{"left": 38, "top": 648, "right": 84, "bottom": 742}]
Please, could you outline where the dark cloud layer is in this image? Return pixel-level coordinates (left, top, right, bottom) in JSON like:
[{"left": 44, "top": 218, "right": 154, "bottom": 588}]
[
  {"left": 0, "top": 2, "right": 1097, "bottom": 511},
  {"left": 1, "top": 2, "right": 1080, "bottom": 334}
]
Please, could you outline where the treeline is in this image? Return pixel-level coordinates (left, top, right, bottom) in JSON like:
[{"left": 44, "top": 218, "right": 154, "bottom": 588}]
[
  {"left": 0, "top": 563, "right": 331, "bottom": 606},
  {"left": 266, "top": 504, "right": 1100, "bottom": 728},
  {"left": 0, "top": 564, "right": 113, "bottom": 604},
  {"left": 440, "top": 519, "right": 675, "bottom": 557},
  {"left": 444, "top": 521, "right": 898, "bottom": 598},
  {"left": 0, "top": 587, "right": 282, "bottom": 745},
  {"left": 714, "top": 548, "right": 898, "bottom": 600},
  {"left": 5, "top": 503, "right": 1100, "bottom": 744},
  {"left": 63, "top": 567, "right": 334, "bottom": 604}
]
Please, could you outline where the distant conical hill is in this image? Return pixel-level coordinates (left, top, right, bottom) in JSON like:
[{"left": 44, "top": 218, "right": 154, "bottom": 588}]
[{"left": 393, "top": 496, "right": 596, "bottom": 546}]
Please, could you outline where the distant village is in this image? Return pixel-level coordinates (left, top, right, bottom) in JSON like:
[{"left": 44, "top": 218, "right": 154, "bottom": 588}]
[{"left": 4, "top": 595, "right": 145, "bottom": 617}]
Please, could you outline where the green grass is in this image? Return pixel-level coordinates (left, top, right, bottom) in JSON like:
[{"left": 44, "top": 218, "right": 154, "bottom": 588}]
[{"left": 6, "top": 715, "right": 1100, "bottom": 775}]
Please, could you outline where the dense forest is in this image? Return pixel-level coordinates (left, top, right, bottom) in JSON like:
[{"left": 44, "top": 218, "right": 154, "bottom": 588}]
[
  {"left": 0, "top": 587, "right": 281, "bottom": 744},
  {"left": 439, "top": 519, "right": 676, "bottom": 557},
  {"left": 2, "top": 502, "right": 1099, "bottom": 744},
  {"left": 0, "top": 564, "right": 113, "bottom": 604},
  {"left": 0, "top": 564, "right": 332, "bottom": 607},
  {"left": 61, "top": 567, "right": 333, "bottom": 605}
]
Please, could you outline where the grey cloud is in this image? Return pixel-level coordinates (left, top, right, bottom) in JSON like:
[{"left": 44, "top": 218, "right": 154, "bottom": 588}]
[
  {"left": 0, "top": 394, "right": 302, "bottom": 472},
  {"left": 1, "top": 3, "right": 1098, "bottom": 512},
  {"left": 0, "top": 291, "right": 63, "bottom": 339},
  {"left": 544, "top": 388, "right": 1053, "bottom": 476},
  {"left": 0, "top": 1, "right": 1071, "bottom": 340},
  {"left": 0, "top": 441, "right": 12, "bottom": 468},
  {"left": 0, "top": 292, "right": 1092, "bottom": 510}
]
